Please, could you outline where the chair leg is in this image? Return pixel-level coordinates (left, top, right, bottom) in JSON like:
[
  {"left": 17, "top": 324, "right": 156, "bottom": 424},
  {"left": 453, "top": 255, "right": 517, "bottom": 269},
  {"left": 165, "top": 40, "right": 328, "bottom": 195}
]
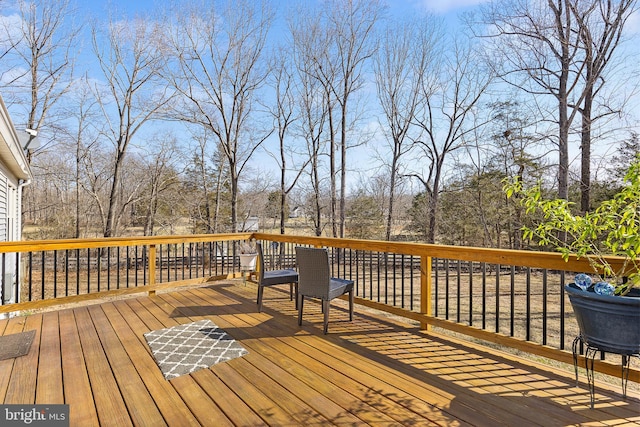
[
  {"left": 323, "top": 299, "right": 330, "bottom": 334},
  {"left": 257, "top": 286, "right": 264, "bottom": 312},
  {"left": 349, "top": 289, "right": 354, "bottom": 321},
  {"left": 289, "top": 283, "right": 294, "bottom": 301},
  {"left": 297, "top": 293, "right": 304, "bottom": 326}
]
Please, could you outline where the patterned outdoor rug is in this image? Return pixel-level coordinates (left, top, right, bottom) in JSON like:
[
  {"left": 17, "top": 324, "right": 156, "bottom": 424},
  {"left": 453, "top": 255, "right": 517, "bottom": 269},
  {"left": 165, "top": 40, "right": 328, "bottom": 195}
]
[
  {"left": 144, "top": 319, "right": 248, "bottom": 380},
  {"left": 0, "top": 330, "right": 36, "bottom": 361}
]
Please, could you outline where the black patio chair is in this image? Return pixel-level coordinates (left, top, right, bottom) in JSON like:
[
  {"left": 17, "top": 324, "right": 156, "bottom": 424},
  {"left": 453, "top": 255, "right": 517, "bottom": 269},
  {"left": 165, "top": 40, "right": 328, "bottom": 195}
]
[
  {"left": 256, "top": 242, "right": 298, "bottom": 312},
  {"left": 295, "top": 246, "right": 354, "bottom": 334}
]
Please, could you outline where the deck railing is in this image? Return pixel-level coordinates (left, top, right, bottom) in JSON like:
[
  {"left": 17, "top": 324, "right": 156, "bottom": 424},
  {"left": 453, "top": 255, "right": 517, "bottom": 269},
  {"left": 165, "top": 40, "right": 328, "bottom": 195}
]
[
  {"left": 0, "top": 232, "right": 637, "bottom": 383},
  {"left": 0, "top": 233, "right": 254, "bottom": 311}
]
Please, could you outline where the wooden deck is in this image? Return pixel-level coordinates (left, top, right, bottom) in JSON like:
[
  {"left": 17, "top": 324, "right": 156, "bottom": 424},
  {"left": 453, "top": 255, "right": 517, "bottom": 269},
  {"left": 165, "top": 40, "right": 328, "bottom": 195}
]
[{"left": 0, "top": 281, "right": 638, "bottom": 426}]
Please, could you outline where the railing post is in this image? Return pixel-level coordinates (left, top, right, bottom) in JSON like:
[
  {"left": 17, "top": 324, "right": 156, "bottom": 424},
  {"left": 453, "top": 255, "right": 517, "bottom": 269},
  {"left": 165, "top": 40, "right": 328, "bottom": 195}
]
[
  {"left": 421, "top": 255, "right": 432, "bottom": 331},
  {"left": 148, "top": 244, "right": 156, "bottom": 295}
]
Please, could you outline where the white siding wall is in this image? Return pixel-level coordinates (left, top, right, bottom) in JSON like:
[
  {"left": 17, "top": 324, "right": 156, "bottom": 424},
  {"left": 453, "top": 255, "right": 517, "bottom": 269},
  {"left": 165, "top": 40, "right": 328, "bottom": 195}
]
[
  {"left": 0, "top": 171, "right": 17, "bottom": 305},
  {"left": 0, "top": 174, "right": 6, "bottom": 242}
]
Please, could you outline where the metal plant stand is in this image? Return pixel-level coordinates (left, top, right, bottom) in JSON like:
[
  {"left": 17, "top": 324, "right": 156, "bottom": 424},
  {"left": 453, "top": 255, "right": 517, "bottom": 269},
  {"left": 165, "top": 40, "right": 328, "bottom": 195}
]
[{"left": 572, "top": 335, "right": 637, "bottom": 408}]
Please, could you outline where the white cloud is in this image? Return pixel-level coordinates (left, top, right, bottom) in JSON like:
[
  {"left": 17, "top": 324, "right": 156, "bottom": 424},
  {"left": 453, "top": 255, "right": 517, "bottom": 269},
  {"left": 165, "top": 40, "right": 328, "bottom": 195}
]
[
  {"left": 417, "top": 0, "right": 490, "bottom": 14},
  {"left": 0, "top": 12, "right": 24, "bottom": 51},
  {"left": 625, "top": 10, "right": 640, "bottom": 35}
]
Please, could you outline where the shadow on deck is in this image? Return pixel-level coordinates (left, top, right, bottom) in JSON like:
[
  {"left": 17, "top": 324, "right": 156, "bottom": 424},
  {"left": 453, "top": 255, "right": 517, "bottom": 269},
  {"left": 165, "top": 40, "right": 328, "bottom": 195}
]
[{"left": 0, "top": 280, "right": 638, "bottom": 426}]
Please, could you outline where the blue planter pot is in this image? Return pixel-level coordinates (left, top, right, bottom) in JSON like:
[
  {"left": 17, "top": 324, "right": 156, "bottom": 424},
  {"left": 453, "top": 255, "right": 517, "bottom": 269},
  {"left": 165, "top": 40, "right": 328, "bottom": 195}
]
[{"left": 565, "top": 285, "right": 640, "bottom": 355}]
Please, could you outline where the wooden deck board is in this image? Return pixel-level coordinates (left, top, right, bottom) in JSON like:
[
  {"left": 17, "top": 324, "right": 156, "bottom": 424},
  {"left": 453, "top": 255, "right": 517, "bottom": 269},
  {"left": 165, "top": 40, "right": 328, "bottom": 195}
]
[
  {"left": 103, "top": 300, "right": 201, "bottom": 426},
  {"left": 190, "top": 369, "right": 267, "bottom": 427},
  {"left": 164, "top": 290, "right": 391, "bottom": 425},
  {"left": 73, "top": 307, "right": 133, "bottom": 427},
  {"left": 58, "top": 309, "right": 99, "bottom": 426},
  {"left": 0, "top": 316, "right": 28, "bottom": 402},
  {"left": 0, "top": 281, "right": 637, "bottom": 426},
  {"left": 4, "top": 314, "right": 41, "bottom": 404},
  {"left": 172, "top": 288, "right": 443, "bottom": 425},
  {"left": 87, "top": 304, "right": 167, "bottom": 427}
]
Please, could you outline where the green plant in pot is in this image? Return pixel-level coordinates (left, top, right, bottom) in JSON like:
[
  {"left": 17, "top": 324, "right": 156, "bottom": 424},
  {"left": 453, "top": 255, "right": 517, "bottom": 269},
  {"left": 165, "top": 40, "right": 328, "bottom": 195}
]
[{"left": 504, "top": 156, "right": 640, "bottom": 356}]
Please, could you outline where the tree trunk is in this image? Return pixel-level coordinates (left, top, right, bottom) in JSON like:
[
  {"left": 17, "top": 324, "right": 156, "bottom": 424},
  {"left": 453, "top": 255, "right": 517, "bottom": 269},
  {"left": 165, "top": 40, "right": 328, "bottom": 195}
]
[
  {"left": 104, "top": 149, "right": 125, "bottom": 238},
  {"left": 580, "top": 92, "right": 593, "bottom": 213}
]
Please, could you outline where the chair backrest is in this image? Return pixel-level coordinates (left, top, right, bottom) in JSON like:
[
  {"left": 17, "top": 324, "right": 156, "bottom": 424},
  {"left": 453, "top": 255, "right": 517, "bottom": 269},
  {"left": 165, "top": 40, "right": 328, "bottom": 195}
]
[
  {"left": 256, "top": 242, "right": 266, "bottom": 283},
  {"left": 295, "top": 247, "right": 331, "bottom": 299}
]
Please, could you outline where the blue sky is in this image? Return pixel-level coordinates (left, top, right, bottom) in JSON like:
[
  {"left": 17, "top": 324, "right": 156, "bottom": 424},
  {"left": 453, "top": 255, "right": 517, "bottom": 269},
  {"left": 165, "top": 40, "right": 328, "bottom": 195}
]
[
  {"left": 77, "top": 0, "right": 487, "bottom": 23},
  {"left": 3, "top": 0, "right": 638, "bottom": 192},
  {"left": 64, "top": 0, "right": 495, "bottom": 189}
]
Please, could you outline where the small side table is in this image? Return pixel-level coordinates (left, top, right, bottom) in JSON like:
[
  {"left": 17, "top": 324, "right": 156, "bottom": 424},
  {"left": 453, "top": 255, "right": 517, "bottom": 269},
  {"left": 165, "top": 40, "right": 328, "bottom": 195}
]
[{"left": 572, "top": 335, "right": 637, "bottom": 408}]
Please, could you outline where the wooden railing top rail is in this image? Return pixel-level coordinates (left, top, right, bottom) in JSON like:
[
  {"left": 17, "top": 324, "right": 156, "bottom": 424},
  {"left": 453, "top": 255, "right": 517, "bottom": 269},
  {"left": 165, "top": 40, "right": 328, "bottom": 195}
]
[
  {"left": 0, "top": 233, "right": 253, "bottom": 253},
  {"left": 0, "top": 231, "right": 632, "bottom": 276},
  {"left": 253, "top": 232, "right": 633, "bottom": 275}
]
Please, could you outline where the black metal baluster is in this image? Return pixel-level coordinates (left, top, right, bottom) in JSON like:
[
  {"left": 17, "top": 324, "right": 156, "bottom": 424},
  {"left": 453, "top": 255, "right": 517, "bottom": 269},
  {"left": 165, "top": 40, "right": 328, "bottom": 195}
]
[
  {"left": 509, "top": 266, "right": 515, "bottom": 336},
  {"left": 401, "top": 254, "right": 405, "bottom": 309},
  {"left": 117, "top": 247, "right": 121, "bottom": 289},
  {"left": 434, "top": 258, "right": 439, "bottom": 317},
  {"left": 481, "top": 262, "right": 486, "bottom": 329},
  {"left": 97, "top": 249, "right": 101, "bottom": 292},
  {"left": 180, "top": 243, "right": 185, "bottom": 280},
  {"left": 560, "top": 271, "right": 566, "bottom": 349},
  {"left": 53, "top": 250, "right": 58, "bottom": 298},
  {"left": 87, "top": 249, "right": 91, "bottom": 293},
  {"left": 76, "top": 249, "right": 80, "bottom": 295},
  {"left": 1, "top": 254, "right": 6, "bottom": 303},
  {"left": 526, "top": 268, "right": 531, "bottom": 341},
  {"left": 377, "top": 252, "right": 381, "bottom": 303},
  {"left": 107, "top": 247, "right": 111, "bottom": 291},
  {"left": 543, "top": 269, "right": 548, "bottom": 345},
  {"left": 221, "top": 242, "right": 226, "bottom": 275},
  {"left": 142, "top": 246, "right": 147, "bottom": 286},
  {"left": 393, "top": 253, "right": 397, "bottom": 306},
  {"left": 369, "top": 251, "right": 373, "bottom": 301},
  {"left": 14, "top": 251, "right": 19, "bottom": 303},
  {"left": 352, "top": 249, "right": 357, "bottom": 297},
  {"left": 126, "top": 246, "right": 130, "bottom": 288},
  {"left": 410, "top": 255, "right": 414, "bottom": 311},
  {"left": 41, "top": 251, "right": 46, "bottom": 299},
  {"left": 134, "top": 246, "right": 139, "bottom": 287},
  {"left": 28, "top": 252, "right": 33, "bottom": 301},
  {"left": 456, "top": 260, "right": 461, "bottom": 323},
  {"left": 384, "top": 253, "right": 388, "bottom": 305},
  {"left": 495, "top": 264, "right": 500, "bottom": 333},
  {"left": 65, "top": 249, "right": 69, "bottom": 296},
  {"left": 469, "top": 261, "right": 473, "bottom": 326},
  {"left": 445, "top": 259, "right": 450, "bottom": 320}
]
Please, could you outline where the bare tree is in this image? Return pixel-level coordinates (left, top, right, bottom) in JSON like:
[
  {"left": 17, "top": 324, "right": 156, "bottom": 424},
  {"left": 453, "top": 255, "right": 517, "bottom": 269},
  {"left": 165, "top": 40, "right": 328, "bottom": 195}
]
[
  {"left": 165, "top": 0, "right": 274, "bottom": 233},
  {"left": 475, "top": 0, "right": 584, "bottom": 202},
  {"left": 138, "top": 135, "right": 182, "bottom": 236},
  {"left": 78, "top": 141, "right": 111, "bottom": 235},
  {"left": 182, "top": 129, "right": 226, "bottom": 234},
  {"left": 288, "top": 5, "right": 335, "bottom": 237},
  {"left": 328, "top": 0, "right": 382, "bottom": 238},
  {"left": 289, "top": 0, "right": 382, "bottom": 238},
  {"left": 0, "top": 0, "right": 80, "bottom": 157},
  {"left": 461, "top": 100, "right": 549, "bottom": 248},
  {"left": 570, "top": 0, "right": 638, "bottom": 212},
  {"left": 60, "top": 76, "right": 101, "bottom": 238},
  {"left": 92, "top": 17, "right": 172, "bottom": 237},
  {"left": 373, "top": 16, "right": 442, "bottom": 241},
  {"left": 266, "top": 48, "right": 309, "bottom": 235},
  {"left": 411, "top": 37, "right": 492, "bottom": 243},
  {"left": 476, "top": 0, "right": 638, "bottom": 214},
  {"left": 290, "top": 15, "right": 331, "bottom": 236}
]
